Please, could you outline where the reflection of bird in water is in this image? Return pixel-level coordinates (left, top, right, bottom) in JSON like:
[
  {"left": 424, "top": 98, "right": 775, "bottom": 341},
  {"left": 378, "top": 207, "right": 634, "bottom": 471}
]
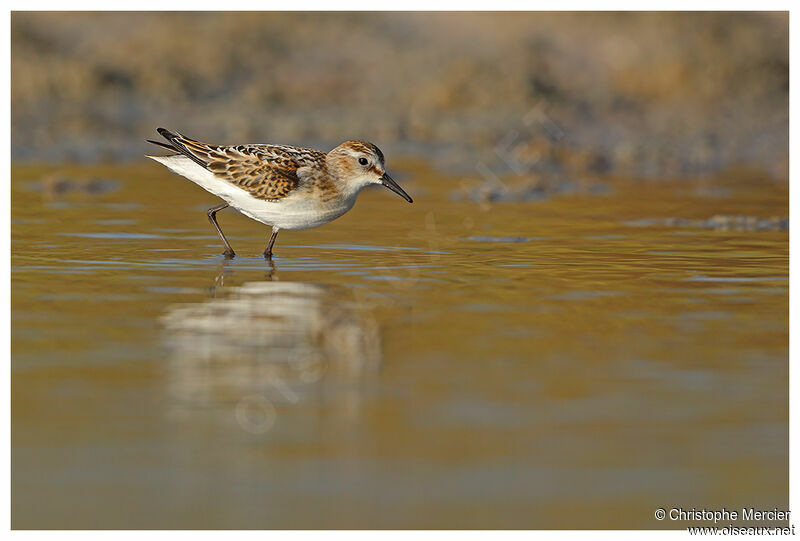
[{"left": 160, "top": 274, "right": 381, "bottom": 432}]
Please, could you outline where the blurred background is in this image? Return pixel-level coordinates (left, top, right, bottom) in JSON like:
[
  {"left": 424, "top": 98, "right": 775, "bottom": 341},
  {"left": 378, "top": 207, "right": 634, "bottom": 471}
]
[
  {"left": 12, "top": 12, "right": 788, "bottom": 180},
  {"left": 11, "top": 12, "right": 789, "bottom": 530}
]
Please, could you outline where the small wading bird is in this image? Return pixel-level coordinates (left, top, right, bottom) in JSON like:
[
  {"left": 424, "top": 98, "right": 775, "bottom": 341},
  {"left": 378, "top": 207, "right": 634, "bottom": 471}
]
[{"left": 146, "top": 128, "right": 413, "bottom": 258}]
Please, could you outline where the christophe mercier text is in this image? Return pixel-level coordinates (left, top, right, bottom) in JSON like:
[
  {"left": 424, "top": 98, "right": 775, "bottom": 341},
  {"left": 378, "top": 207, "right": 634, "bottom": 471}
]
[{"left": 670, "top": 508, "right": 790, "bottom": 523}]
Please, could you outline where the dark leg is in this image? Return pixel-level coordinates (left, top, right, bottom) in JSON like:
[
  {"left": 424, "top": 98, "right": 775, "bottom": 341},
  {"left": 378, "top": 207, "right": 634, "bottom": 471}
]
[
  {"left": 264, "top": 256, "right": 276, "bottom": 280},
  {"left": 264, "top": 226, "right": 280, "bottom": 259},
  {"left": 207, "top": 203, "right": 236, "bottom": 258}
]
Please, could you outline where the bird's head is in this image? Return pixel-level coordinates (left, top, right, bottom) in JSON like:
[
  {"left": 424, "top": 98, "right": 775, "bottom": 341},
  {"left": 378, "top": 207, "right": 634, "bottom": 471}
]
[{"left": 326, "top": 140, "right": 413, "bottom": 203}]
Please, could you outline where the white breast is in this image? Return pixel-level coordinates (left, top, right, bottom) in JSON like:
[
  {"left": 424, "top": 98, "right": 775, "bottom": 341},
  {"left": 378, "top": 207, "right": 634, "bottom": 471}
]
[{"left": 148, "top": 155, "right": 356, "bottom": 230}]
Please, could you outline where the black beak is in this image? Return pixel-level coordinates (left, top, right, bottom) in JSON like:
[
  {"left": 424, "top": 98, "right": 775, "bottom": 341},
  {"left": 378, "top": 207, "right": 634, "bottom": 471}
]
[{"left": 380, "top": 173, "right": 413, "bottom": 203}]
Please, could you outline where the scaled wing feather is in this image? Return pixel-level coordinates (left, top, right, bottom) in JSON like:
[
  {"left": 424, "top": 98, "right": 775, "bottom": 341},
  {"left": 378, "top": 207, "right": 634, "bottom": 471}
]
[{"left": 161, "top": 130, "right": 324, "bottom": 201}]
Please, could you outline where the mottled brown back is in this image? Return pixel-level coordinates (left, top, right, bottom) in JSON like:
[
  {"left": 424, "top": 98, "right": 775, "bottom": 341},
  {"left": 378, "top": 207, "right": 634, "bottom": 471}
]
[{"left": 161, "top": 130, "right": 326, "bottom": 201}]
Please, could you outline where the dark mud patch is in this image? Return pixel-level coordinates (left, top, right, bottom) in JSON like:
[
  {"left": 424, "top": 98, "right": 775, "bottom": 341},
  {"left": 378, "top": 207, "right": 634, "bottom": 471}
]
[
  {"left": 625, "top": 215, "right": 788, "bottom": 232},
  {"left": 451, "top": 175, "right": 610, "bottom": 203},
  {"left": 24, "top": 174, "right": 120, "bottom": 197}
]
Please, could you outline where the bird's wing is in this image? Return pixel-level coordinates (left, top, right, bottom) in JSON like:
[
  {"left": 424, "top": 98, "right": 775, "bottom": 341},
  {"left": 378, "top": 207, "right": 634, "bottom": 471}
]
[{"left": 154, "top": 128, "right": 325, "bottom": 201}]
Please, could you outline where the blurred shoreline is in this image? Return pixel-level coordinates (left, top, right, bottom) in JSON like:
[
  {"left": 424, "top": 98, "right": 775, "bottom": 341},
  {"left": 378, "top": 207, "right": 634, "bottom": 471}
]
[{"left": 11, "top": 12, "right": 788, "bottom": 181}]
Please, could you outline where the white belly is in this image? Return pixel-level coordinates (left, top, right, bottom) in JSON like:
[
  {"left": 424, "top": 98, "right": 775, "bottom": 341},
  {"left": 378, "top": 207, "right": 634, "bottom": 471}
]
[{"left": 148, "top": 155, "right": 354, "bottom": 230}]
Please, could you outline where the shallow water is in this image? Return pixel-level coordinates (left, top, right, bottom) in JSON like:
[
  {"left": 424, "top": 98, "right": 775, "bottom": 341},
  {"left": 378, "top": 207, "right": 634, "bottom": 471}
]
[{"left": 11, "top": 163, "right": 788, "bottom": 528}]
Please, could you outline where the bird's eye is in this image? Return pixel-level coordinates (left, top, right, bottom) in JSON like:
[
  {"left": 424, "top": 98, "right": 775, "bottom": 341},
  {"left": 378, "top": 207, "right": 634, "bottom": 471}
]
[{"left": 358, "top": 157, "right": 368, "bottom": 166}]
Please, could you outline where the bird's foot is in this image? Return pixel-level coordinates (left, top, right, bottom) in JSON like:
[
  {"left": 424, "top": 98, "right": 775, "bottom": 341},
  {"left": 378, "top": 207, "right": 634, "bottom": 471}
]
[{"left": 222, "top": 250, "right": 236, "bottom": 259}]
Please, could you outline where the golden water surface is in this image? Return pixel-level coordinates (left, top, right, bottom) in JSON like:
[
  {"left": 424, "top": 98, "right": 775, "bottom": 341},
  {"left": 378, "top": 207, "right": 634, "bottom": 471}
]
[{"left": 11, "top": 162, "right": 788, "bottom": 528}]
